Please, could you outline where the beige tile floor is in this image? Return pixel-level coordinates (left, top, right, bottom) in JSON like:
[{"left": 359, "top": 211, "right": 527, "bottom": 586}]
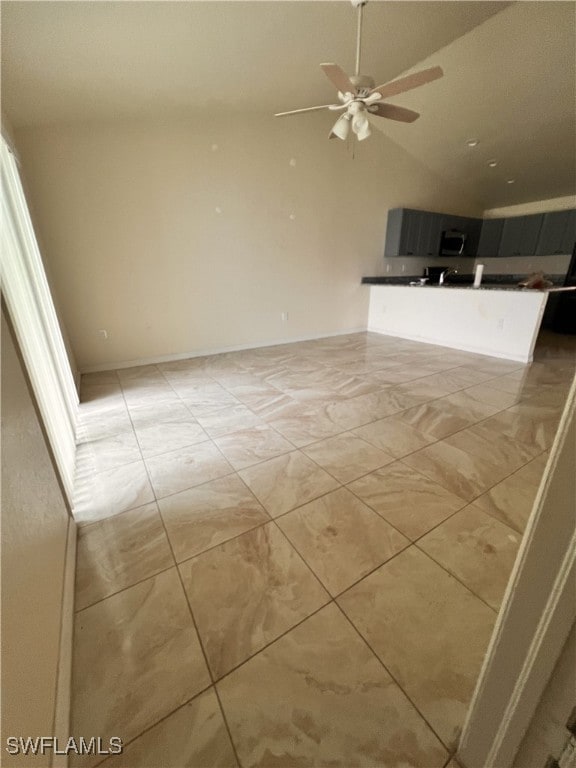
[{"left": 72, "top": 330, "right": 575, "bottom": 768}]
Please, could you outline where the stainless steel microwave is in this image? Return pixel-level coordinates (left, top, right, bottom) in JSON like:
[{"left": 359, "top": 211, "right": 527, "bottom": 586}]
[{"left": 440, "top": 229, "right": 466, "bottom": 256}]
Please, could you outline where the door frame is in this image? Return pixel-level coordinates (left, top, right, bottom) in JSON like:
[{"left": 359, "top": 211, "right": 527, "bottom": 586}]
[
  {"left": 458, "top": 376, "right": 576, "bottom": 767},
  {"left": 1, "top": 136, "right": 78, "bottom": 506}
]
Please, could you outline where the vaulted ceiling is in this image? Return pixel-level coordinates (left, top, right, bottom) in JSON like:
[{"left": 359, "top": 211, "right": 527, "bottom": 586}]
[{"left": 2, "top": 1, "right": 575, "bottom": 208}]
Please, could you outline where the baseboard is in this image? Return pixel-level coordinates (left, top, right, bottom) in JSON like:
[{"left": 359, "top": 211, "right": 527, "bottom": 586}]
[
  {"left": 78, "top": 327, "right": 369, "bottom": 373},
  {"left": 52, "top": 518, "right": 77, "bottom": 768},
  {"left": 367, "top": 326, "right": 532, "bottom": 363}
]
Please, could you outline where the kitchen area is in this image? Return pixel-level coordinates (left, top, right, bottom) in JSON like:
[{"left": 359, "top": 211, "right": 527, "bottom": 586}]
[{"left": 363, "top": 205, "right": 576, "bottom": 362}]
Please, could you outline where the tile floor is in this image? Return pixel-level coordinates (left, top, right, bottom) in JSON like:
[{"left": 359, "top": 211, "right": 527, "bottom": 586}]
[{"left": 71, "top": 330, "right": 575, "bottom": 768}]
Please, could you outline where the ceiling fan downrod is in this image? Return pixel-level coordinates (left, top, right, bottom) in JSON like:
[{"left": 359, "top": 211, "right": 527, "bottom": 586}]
[
  {"left": 350, "top": 1, "right": 374, "bottom": 94},
  {"left": 355, "top": 1, "right": 364, "bottom": 76}
]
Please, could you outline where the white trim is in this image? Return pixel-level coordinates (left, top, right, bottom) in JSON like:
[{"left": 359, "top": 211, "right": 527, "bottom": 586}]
[
  {"left": 458, "top": 377, "right": 576, "bottom": 768},
  {"left": 489, "top": 544, "right": 575, "bottom": 766},
  {"left": 52, "top": 519, "right": 77, "bottom": 768},
  {"left": 1, "top": 137, "right": 78, "bottom": 504},
  {"left": 78, "top": 326, "right": 368, "bottom": 373},
  {"left": 1, "top": 112, "right": 21, "bottom": 165}
]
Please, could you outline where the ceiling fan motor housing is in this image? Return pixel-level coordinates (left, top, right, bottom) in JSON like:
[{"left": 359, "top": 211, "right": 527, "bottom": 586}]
[{"left": 350, "top": 74, "right": 375, "bottom": 94}]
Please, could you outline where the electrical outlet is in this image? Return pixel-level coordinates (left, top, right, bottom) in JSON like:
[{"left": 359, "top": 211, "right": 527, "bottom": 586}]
[
  {"left": 281, "top": 312, "right": 289, "bottom": 322},
  {"left": 497, "top": 318, "right": 505, "bottom": 331},
  {"left": 98, "top": 329, "right": 108, "bottom": 340}
]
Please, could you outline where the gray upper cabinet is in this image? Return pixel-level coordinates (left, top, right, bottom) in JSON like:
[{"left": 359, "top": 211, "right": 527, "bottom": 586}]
[
  {"left": 384, "top": 208, "right": 432, "bottom": 257},
  {"left": 461, "top": 217, "right": 482, "bottom": 256},
  {"left": 418, "top": 211, "right": 443, "bottom": 257},
  {"left": 384, "top": 207, "right": 573, "bottom": 260},
  {"left": 384, "top": 208, "right": 474, "bottom": 257},
  {"left": 384, "top": 208, "right": 408, "bottom": 257},
  {"left": 562, "top": 210, "right": 576, "bottom": 253},
  {"left": 498, "top": 214, "right": 543, "bottom": 257},
  {"left": 536, "top": 210, "right": 576, "bottom": 255},
  {"left": 477, "top": 218, "right": 504, "bottom": 257},
  {"left": 400, "top": 209, "right": 422, "bottom": 256}
]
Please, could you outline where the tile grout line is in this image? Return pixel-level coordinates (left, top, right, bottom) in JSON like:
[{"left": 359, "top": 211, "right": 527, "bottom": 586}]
[
  {"left": 343, "top": 469, "right": 467, "bottom": 546},
  {"left": 93, "top": 687, "right": 236, "bottom": 768},
  {"left": 78, "top": 351, "right": 555, "bottom": 496},
  {"left": 75, "top": 415, "right": 549, "bottom": 596},
  {"left": 74, "top": 335, "right": 571, "bottom": 764},
  {"left": 154, "top": 501, "right": 245, "bottom": 768},
  {"left": 76, "top": 435, "right": 541, "bottom": 615},
  {"left": 76, "top": 369, "right": 553, "bottom": 544},
  {"left": 412, "top": 545, "right": 499, "bottom": 615},
  {"left": 157, "top": 358, "right": 305, "bottom": 456},
  {"left": 74, "top": 561, "right": 176, "bottom": 615},
  {"left": 333, "top": 600, "right": 453, "bottom": 755}
]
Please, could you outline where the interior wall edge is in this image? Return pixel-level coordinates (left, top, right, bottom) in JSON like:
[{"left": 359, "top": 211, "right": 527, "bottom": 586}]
[
  {"left": 483, "top": 195, "right": 576, "bottom": 219},
  {"left": 51, "top": 519, "right": 77, "bottom": 768}
]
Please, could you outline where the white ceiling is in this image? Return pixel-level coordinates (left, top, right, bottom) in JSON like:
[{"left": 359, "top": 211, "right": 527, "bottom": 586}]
[{"left": 2, "top": 1, "right": 575, "bottom": 208}]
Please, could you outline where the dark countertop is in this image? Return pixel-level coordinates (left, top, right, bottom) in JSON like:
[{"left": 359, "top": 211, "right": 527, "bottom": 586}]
[{"left": 362, "top": 274, "right": 566, "bottom": 290}]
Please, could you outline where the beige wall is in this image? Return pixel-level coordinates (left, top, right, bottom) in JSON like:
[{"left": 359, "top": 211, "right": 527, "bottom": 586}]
[
  {"left": 14, "top": 114, "right": 483, "bottom": 370},
  {"left": 1, "top": 308, "right": 71, "bottom": 766}
]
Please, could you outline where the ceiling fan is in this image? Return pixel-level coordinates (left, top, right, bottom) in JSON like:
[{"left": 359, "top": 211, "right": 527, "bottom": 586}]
[{"left": 275, "top": 0, "right": 443, "bottom": 142}]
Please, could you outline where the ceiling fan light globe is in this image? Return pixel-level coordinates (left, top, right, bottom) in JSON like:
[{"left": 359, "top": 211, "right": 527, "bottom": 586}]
[
  {"left": 332, "top": 114, "right": 351, "bottom": 140},
  {"left": 352, "top": 113, "right": 371, "bottom": 141}
]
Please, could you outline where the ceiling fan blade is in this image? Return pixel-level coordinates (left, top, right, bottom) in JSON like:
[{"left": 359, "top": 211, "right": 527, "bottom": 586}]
[
  {"left": 275, "top": 104, "right": 339, "bottom": 117},
  {"left": 320, "top": 63, "right": 358, "bottom": 95},
  {"left": 370, "top": 103, "right": 420, "bottom": 123},
  {"left": 370, "top": 66, "right": 443, "bottom": 100}
]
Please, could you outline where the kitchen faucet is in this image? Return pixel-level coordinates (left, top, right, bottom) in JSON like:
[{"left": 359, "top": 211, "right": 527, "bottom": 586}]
[{"left": 439, "top": 267, "right": 458, "bottom": 285}]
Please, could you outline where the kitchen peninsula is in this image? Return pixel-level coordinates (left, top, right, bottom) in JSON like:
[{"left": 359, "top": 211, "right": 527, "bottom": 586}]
[{"left": 363, "top": 280, "right": 550, "bottom": 363}]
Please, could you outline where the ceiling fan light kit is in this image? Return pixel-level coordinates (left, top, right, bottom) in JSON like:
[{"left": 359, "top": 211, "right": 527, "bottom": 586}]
[
  {"left": 274, "top": 0, "right": 443, "bottom": 143},
  {"left": 331, "top": 113, "right": 351, "bottom": 140}
]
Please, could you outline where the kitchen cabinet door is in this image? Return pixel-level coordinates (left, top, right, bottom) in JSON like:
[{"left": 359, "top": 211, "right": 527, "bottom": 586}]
[
  {"left": 384, "top": 208, "right": 425, "bottom": 256},
  {"left": 418, "top": 211, "right": 443, "bottom": 257},
  {"left": 560, "top": 210, "right": 576, "bottom": 254},
  {"left": 536, "top": 210, "right": 576, "bottom": 255},
  {"left": 498, "top": 214, "right": 543, "bottom": 257},
  {"left": 477, "top": 218, "right": 505, "bottom": 257},
  {"left": 400, "top": 209, "right": 422, "bottom": 256},
  {"left": 463, "top": 217, "right": 482, "bottom": 256},
  {"left": 384, "top": 208, "right": 403, "bottom": 257}
]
